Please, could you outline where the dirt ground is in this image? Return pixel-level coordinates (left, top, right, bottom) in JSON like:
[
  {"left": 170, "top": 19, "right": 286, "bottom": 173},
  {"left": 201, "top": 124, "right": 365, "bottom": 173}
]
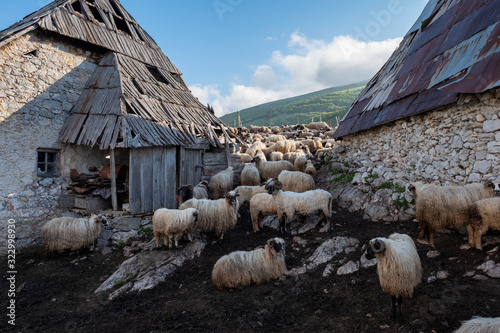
[{"left": 2, "top": 201, "right": 500, "bottom": 333}]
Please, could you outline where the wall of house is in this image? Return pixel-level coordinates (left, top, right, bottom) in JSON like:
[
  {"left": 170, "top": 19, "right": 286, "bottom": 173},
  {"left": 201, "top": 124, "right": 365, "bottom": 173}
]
[
  {"left": 0, "top": 31, "right": 100, "bottom": 254},
  {"left": 324, "top": 92, "right": 500, "bottom": 221}
]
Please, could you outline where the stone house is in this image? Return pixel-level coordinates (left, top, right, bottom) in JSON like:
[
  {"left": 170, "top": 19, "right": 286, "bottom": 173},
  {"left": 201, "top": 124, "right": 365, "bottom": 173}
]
[
  {"left": 332, "top": 0, "right": 500, "bottom": 186},
  {"left": 0, "top": 0, "right": 235, "bottom": 254}
]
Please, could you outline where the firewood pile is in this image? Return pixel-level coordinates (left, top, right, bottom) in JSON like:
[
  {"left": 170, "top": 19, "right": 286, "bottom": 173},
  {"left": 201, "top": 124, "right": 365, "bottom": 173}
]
[{"left": 68, "top": 165, "right": 128, "bottom": 199}]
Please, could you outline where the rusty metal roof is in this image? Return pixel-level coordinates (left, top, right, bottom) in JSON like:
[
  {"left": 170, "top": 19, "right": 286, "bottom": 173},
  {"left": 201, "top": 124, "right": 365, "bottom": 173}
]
[
  {"left": 334, "top": 0, "right": 500, "bottom": 139},
  {"left": 0, "top": 0, "right": 233, "bottom": 149}
]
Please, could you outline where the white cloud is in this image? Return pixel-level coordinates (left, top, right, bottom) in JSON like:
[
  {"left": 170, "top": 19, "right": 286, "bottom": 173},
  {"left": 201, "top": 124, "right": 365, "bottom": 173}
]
[{"left": 190, "top": 32, "right": 402, "bottom": 117}]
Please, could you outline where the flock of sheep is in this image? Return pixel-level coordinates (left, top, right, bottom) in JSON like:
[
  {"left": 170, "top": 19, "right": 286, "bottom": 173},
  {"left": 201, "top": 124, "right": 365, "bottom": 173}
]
[{"left": 40, "top": 121, "right": 500, "bottom": 331}]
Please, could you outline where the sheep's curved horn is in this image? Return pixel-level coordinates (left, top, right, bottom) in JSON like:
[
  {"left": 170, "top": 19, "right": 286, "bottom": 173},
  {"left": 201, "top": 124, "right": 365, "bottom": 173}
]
[{"left": 370, "top": 239, "right": 385, "bottom": 253}]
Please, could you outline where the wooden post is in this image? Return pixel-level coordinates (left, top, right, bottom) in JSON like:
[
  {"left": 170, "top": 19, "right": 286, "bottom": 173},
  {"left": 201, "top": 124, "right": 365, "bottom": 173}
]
[{"left": 110, "top": 149, "right": 118, "bottom": 211}]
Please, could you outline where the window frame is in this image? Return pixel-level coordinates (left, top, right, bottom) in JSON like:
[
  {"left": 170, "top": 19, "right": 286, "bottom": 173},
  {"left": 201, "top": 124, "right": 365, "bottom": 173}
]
[{"left": 37, "top": 148, "right": 61, "bottom": 178}]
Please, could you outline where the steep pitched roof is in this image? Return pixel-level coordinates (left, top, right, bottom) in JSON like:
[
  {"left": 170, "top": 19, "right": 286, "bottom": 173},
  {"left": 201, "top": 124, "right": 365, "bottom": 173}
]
[
  {"left": 0, "top": 0, "right": 232, "bottom": 149},
  {"left": 334, "top": 0, "right": 500, "bottom": 139}
]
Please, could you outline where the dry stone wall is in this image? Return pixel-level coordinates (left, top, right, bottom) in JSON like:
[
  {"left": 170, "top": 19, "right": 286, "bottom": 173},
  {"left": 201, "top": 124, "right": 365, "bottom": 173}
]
[
  {"left": 0, "top": 31, "right": 100, "bottom": 254},
  {"left": 319, "top": 93, "right": 500, "bottom": 222}
]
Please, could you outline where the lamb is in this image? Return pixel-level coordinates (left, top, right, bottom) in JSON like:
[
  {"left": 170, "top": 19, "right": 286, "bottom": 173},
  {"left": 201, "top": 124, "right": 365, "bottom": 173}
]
[
  {"left": 212, "top": 237, "right": 288, "bottom": 290},
  {"left": 240, "top": 163, "right": 260, "bottom": 186},
  {"left": 42, "top": 214, "right": 106, "bottom": 253},
  {"left": 209, "top": 166, "right": 234, "bottom": 199},
  {"left": 152, "top": 208, "right": 199, "bottom": 248},
  {"left": 179, "top": 191, "right": 239, "bottom": 240},
  {"left": 250, "top": 193, "right": 277, "bottom": 232},
  {"left": 365, "top": 233, "right": 422, "bottom": 321},
  {"left": 266, "top": 179, "right": 333, "bottom": 234},
  {"left": 252, "top": 156, "right": 294, "bottom": 181},
  {"left": 408, "top": 181, "right": 496, "bottom": 248},
  {"left": 304, "top": 160, "right": 317, "bottom": 178},
  {"left": 234, "top": 185, "right": 267, "bottom": 205},
  {"left": 278, "top": 170, "right": 315, "bottom": 193},
  {"left": 177, "top": 181, "right": 209, "bottom": 206},
  {"left": 454, "top": 317, "right": 500, "bottom": 333},
  {"left": 305, "top": 121, "right": 330, "bottom": 130},
  {"left": 466, "top": 197, "right": 500, "bottom": 250}
]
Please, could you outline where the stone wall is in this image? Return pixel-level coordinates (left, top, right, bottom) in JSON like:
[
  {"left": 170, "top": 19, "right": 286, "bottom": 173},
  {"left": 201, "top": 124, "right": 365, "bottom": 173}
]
[
  {"left": 319, "top": 93, "right": 500, "bottom": 222},
  {"left": 0, "top": 31, "right": 101, "bottom": 254}
]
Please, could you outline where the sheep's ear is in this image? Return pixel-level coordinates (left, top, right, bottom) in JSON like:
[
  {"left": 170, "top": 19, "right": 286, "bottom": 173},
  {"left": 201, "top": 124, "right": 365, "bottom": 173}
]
[
  {"left": 486, "top": 181, "right": 494, "bottom": 189},
  {"left": 275, "top": 181, "right": 283, "bottom": 190}
]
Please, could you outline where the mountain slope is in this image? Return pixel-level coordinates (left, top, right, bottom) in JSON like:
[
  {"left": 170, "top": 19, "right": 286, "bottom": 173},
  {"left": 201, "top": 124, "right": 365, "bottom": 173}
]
[{"left": 220, "top": 81, "right": 366, "bottom": 127}]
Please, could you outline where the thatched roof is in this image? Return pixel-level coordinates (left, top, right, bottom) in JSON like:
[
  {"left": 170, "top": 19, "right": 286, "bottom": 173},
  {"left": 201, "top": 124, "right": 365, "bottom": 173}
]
[
  {"left": 0, "top": 0, "right": 233, "bottom": 149},
  {"left": 334, "top": 0, "right": 500, "bottom": 139}
]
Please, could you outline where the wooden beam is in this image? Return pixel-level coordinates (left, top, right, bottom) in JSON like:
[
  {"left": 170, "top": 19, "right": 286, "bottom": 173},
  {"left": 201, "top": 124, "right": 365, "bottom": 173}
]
[{"left": 110, "top": 149, "right": 118, "bottom": 211}]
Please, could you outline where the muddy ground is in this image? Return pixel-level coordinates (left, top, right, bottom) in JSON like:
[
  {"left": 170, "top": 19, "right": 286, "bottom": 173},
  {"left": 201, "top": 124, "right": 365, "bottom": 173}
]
[{"left": 2, "top": 201, "right": 500, "bottom": 333}]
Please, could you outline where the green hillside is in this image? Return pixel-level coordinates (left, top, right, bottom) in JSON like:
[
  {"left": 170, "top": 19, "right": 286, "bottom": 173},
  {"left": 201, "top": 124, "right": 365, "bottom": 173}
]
[{"left": 220, "top": 81, "right": 366, "bottom": 128}]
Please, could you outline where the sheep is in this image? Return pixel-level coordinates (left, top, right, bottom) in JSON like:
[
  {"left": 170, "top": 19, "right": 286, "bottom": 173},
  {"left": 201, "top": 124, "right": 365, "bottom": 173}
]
[
  {"left": 266, "top": 140, "right": 298, "bottom": 154},
  {"left": 408, "top": 181, "right": 497, "bottom": 248},
  {"left": 305, "top": 121, "right": 330, "bottom": 130},
  {"left": 42, "top": 214, "right": 106, "bottom": 253},
  {"left": 177, "top": 181, "right": 209, "bottom": 206},
  {"left": 283, "top": 147, "right": 310, "bottom": 165},
  {"left": 234, "top": 185, "right": 267, "bottom": 205},
  {"left": 270, "top": 151, "right": 283, "bottom": 161},
  {"left": 365, "top": 233, "right": 422, "bottom": 321},
  {"left": 266, "top": 134, "right": 286, "bottom": 143},
  {"left": 466, "top": 197, "right": 500, "bottom": 250},
  {"left": 250, "top": 193, "right": 277, "bottom": 233},
  {"left": 179, "top": 191, "right": 239, "bottom": 240},
  {"left": 304, "top": 160, "right": 317, "bottom": 178},
  {"left": 152, "top": 208, "right": 199, "bottom": 248},
  {"left": 254, "top": 149, "right": 267, "bottom": 161},
  {"left": 212, "top": 237, "right": 288, "bottom": 290},
  {"left": 278, "top": 170, "right": 315, "bottom": 193},
  {"left": 209, "top": 166, "right": 234, "bottom": 199},
  {"left": 245, "top": 140, "right": 267, "bottom": 157},
  {"left": 252, "top": 156, "right": 294, "bottom": 181},
  {"left": 241, "top": 163, "right": 260, "bottom": 186},
  {"left": 265, "top": 179, "right": 333, "bottom": 234},
  {"left": 302, "top": 139, "right": 323, "bottom": 153},
  {"left": 294, "top": 155, "right": 308, "bottom": 172},
  {"left": 454, "top": 317, "right": 500, "bottom": 333},
  {"left": 235, "top": 152, "right": 252, "bottom": 163}
]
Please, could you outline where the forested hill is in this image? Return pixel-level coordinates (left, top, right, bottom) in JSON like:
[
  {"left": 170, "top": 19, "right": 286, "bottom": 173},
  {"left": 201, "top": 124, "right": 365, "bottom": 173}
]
[{"left": 219, "top": 80, "right": 367, "bottom": 127}]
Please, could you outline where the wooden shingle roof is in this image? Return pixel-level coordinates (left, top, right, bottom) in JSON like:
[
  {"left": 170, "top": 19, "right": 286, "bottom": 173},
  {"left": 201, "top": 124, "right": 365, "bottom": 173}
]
[
  {"left": 334, "top": 0, "right": 500, "bottom": 139},
  {"left": 0, "top": 0, "right": 233, "bottom": 149}
]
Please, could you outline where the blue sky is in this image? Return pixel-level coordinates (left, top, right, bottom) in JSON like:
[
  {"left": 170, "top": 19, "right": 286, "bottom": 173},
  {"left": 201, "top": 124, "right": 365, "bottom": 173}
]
[{"left": 0, "top": 0, "right": 429, "bottom": 116}]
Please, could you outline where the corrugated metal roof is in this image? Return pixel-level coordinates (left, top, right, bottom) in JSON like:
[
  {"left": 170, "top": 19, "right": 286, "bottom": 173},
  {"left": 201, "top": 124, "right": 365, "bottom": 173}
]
[
  {"left": 0, "top": 0, "right": 233, "bottom": 149},
  {"left": 334, "top": 0, "right": 500, "bottom": 139}
]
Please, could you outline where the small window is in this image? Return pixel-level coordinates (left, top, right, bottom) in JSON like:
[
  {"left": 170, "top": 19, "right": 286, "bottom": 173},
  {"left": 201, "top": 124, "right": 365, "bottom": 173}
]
[{"left": 37, "top": 149, "right": 60, "bottom": 177}]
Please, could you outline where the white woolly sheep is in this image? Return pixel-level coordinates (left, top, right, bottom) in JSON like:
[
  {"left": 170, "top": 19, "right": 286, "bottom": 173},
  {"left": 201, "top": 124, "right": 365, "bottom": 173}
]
[
  {"left": 283, "top": 147, "right": 310, "bottom": 165},
  {"left": 152, "top": 208, "right": 199, "bottom": 248},
  {"left": 212, "top": 237, "right": 288, "bottom": 290},
  {"left": 466, "top": 197, "right": 500, "bottom": 250},
  {"left": 236, "top": 152, "right": 252, "bottom": 164},
  {"left": 266, "top": 134, "right": 287, "bottom": 143},
  {"left": 454, "top": 317, "right": 500, "bottom": 333},
  {"left": 304, "top": 160, "right": 317, "bottom": 178},
  {"left": 365, "top": 233, "right": 422, "bottom": 321},
  {"left": 254, "top": 149, "right": 267, "bottom": 161},
  {"left": 42, "top": 214, "right": 106, "bottom": 253},
  {"left": 241, "top": 163, "right": 261, "bottom": 186},
  {"left": 270, "top": 151, "right": 284, "bottom": 161},
  {"left": 252, "top": 156, "right": 294, "bottom": 181},
  {"left": 245, "top": 140, "right": 267, "bottom": 157},
  {"left": 266, "top": 179, "right": 332, "bottom": 234},
  {"left": 305, "top": 121, "right": 330, "bottom": 130},
  {"left": 293, "top": 155, "right": 308, "bottom": 172},
  {"left": 267, "top": 140, "right": 297, "bottom": 154},
  {"left": 209, "top": 166, "right": 234, "bottom": 199},
  {"left": 179, "top": 191, "right": 239, "bottom": 240},
  {"left": 234, "top": 185, "right": 267, "bottom": 205},
  {"left": 278, "top": 170, "right": 315, "bottom": 193},
  {"left": 250, "top": 193, "right": 277, "bottom": 233},
  {"left": 408, "top": 181, "right": 497, "bottom": 248}
]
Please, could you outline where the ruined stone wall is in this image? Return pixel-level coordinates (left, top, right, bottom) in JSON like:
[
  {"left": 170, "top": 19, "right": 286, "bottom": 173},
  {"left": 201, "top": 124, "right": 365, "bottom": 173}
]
[
  {"left": 0, "top": 31, "right": 100, "bottom": 253},
  {"left": 322, "top": 93, "right": 500, "bottom": 221}
]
